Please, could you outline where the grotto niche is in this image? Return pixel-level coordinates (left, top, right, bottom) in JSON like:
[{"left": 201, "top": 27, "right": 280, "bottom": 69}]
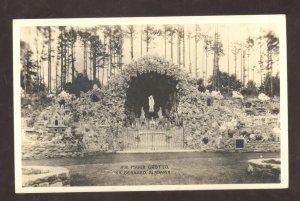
[
  {"left": 125, "top": 72, "right": 179, "bottom": 122},
  {"left": 107, "top": 55, "right": 192, "bottom": 128}
]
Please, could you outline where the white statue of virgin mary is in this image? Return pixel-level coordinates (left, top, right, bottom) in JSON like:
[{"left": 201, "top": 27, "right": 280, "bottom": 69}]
[{"left": 148, "top": 95, "right": 155, "bottom": 113}]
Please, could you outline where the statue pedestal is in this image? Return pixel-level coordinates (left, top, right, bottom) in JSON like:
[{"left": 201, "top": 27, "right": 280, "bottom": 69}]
[{"left": 148, "top": 111, "right": 156, "bottom": 118}]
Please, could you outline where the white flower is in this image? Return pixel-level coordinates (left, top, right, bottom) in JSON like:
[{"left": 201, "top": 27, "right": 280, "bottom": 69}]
[
  {"left": 232, "top": 91, "right": 244, "bottom": 99},
  {"left": 258, "top": 93, "right": 270, "bottom": 101}
]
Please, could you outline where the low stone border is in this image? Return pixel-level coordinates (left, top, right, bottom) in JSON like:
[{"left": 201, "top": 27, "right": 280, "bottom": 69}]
[
  {"left": 22, "top": 166, "right": 70, "bottom": 187},
  {"left": 247, "top": 158, "right": 280, "bottom": 181}
]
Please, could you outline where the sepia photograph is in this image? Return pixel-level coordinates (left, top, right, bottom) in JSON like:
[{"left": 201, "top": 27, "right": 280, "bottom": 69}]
[{"left": 13, "top": 15, "right": 288, "bottom": 193}]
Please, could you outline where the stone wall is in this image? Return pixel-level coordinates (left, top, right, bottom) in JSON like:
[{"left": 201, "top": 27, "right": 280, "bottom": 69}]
[
  {"left": 22, "top": 127, "right": 83, "bottom": 159},
  {"left": 192, "top": 139, "right": 280, "bottom": 152},
  {"left": 230, "top": 141, "right": 280, "bottom": 152},
  {"left": 22, "top": 166, "right": 70, "bottom": 187},
  {"left": 21, "top": 91, "right": 280, "bottom": 159},
  {"left": 81, "top": 124, "right": 115, "bottom": 153},
  {"left": 245, "top": 142, "right": 280, "bottom": 152},
  {"left": 179, "top": 92, "right": 280, "bottom": 151},
  {"left": 247, "top": 158, "right": 280, "bottom": 182}
]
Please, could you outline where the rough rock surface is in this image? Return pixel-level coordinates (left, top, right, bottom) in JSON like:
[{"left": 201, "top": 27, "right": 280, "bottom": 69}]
[
  {"left": 22, "top": 87, "right": 280, "bottom": 159},
  {"left": 22, "top": 166, "right": 70, "bottom": 187},
  {"left": 21, "top": 56, "right": 281, "bottom": 159},
  {"left": 176, "top": 82, "right": 280, "bottom": 151},
  {"left": 247, "top": 158, "right": 280, "bottom": 181}
]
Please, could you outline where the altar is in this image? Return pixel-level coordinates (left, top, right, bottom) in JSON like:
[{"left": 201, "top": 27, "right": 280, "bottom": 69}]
[{"left": 123, "top": 103, "right": 184, "bottom": 151}]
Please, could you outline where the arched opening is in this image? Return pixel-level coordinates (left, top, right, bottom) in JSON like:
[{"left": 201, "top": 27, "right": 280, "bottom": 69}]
[
  {"left": 124, "top": 72, "right": 179, "bottom": 124},
  {"left": 55, "top": 120, "right": 58, "bottom": 126}
]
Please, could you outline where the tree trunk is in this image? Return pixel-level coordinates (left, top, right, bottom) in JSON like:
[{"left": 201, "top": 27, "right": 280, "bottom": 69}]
[
  {"left": 146, "top": 27, "right": 149, "bottom": 53},
  {"left": 71, "top": 45, "right": 75, "bottom": 83},
  {"left": 140, "top": 26, "right": 143, "bottom": 56},
  {"left": 205, "top": 49, "right": 208, "bottom": 86},
  {"left": 103, "top": 36, "right": 106, "bottom": 86},
  {"left": 83, "top": 42, "right": 85, "bottom": 76},
  {"left": 93, "top": 51, "right": 96, "bottom": 81},
  {"left": 260, "top": 68, "right": 263, "bottom": 88},
  {"left": 24, "top": 72, "right": 26, "bottom": 94},
  {"left": 89, "top": 50, "right": 92, "bottom": 80},
  {"left": 42, "top": 60, "right": 44, "bottom": 85},
  {"left": 55, "top": 61, "right": 58, "bottom": 94},
  {"left": 113, "top": 49, "right": 116, "bottom": 76},
  {"left": 66, "top": 45, "right": 69, "bottom": 83},
  {"left": 119, "top": 37, "right": 123, "bottom": 71},
  {"left": 170, "top": 36, "right": 173, "bottom": 61},
  {"left": 259, "top": 44, "right": 263, "bottom": 87},
  {"left": 182, "top": 27, "right": 185, "bottom": 68},
  {"left": 83, "top": 42, "right": 87, "bottom": 76},
  {"left": 234, "top": 54, "right": 237, "bottom": 79},
  {"left": 164, "top": 26, "right": 167, "bottom": 58},
  {"left": 108, "top": 41, "right": 111, "bottom": 78},
  {"left": 37, "top": 55, "right": 40, "bottom": 93},
  {"left": 47, "top": 27, "right": 52, "bottom": 93},
  {"left": 212, "top": 31, "right": 218, "bottom": 90},
  {"left": 213, "top": 46, "right": 216, "bottom": 90},
  {"left": 177, "top": 26, "right": 180, "bottom": 67},
  {"left": 243, "top": 49, "right": 246, "bottom": 87},
  {"left": 130, "top": 32, "right": 134, "bottom": 59},
  {"left": 227, "top": 37, "right": 230, "bottom": 93},
  {"left": 102, "top": 63, "right": 105, "bottom": 87},
  {"left": 195, "top": 37, "right": 198, "bottom": 78},
  {"left": 188, "top": 34, "right": 191, "bottom": 73},
  {"left": 240, "top": 44, "right": 243, "bottom": 84},
  {"left": 247, "top": 52, "right": 250, "bottom": 84},
  {"left": 202, "top": 45, "right": 205, "bottom": 80},
  {"left": 35, "top": 38, "right": 40, "bottom": 93},
  {"left": 97, "top": 64, "right": 100, "bottom": 81},
  {"left": 39, "top": 58, "right": 42, "bottom": 87},
  {"left": 270, "top": 51, "right": 273, "bottom": 96},
  {"left": 83, "top": 41, "right": 87, "bottom": 76},
  {"left": 60, "top": 38, "right": 64, "bottom": 91}
]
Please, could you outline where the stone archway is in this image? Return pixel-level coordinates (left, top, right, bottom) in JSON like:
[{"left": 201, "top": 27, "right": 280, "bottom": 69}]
[
  {"left": 107, "top": 56, "right": 192, "bottom": 125},
  {"left": 75, "top": 56, "right": 215, "bottom": 151},
  {"left": 103, "top": 56, "right": 193, "bottom": 151}
]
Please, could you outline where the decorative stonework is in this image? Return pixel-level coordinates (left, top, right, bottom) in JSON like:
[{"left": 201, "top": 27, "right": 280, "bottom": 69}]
[
  {"left": 247, "top": 158, "right": 280, "bottom": 181},
  {"left": 22, "top": 166, "right": 70, "bottom": 187},
  {"left": 47, "top": 110, "right": 67, "bottom": 132},
  {"left": 21, "top": 56, "right": 281, "bottom": 159}
]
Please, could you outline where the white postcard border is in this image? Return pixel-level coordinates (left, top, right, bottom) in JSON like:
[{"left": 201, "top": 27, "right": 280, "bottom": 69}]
[{"left": 13, "top": 15, "right": 288, "bottom": 193}]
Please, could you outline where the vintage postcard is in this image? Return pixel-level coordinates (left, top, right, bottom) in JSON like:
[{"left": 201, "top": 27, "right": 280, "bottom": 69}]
[{"left": 13, "top": 15, "right": 288, "bottom": 193}]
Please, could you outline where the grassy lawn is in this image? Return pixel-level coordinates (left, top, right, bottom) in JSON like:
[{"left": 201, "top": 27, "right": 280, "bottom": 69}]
[{"left": 22, "top": 152, "right": 280, "bottom": 186}]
